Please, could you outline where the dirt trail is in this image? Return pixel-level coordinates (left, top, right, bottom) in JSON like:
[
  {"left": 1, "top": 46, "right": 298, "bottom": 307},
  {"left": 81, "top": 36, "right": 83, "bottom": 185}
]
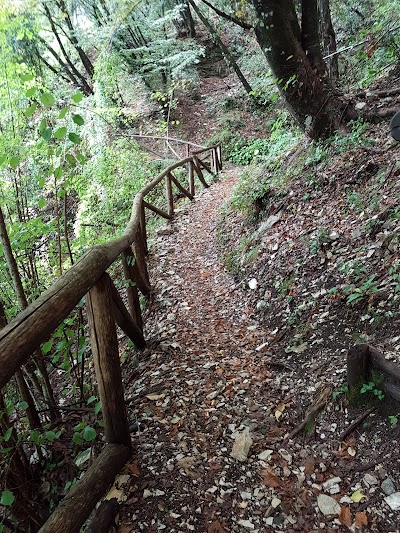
[
  {"left": 117, "top": 169, "right": 399, "bottom": 532},
  {"left": 118, "top": 171, "right": 291, "bottom": 532}
]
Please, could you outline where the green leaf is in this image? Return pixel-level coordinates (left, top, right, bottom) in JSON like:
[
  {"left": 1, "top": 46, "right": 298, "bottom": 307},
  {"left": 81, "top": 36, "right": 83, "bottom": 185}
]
[
  {"left": 95, "top": 401, "right": 102, "bottom": 415},
  {"left": 54, "top": 127, "right": 67, "bottom": 139},
  {"left": 54, "top": 167, "right": 63, "bottom": 179},
  {"left": 65, "top": 154, "right": 76, "bottom": 166},
  {"left": 38, "top": 198, "right": 46, "bottom": 209},
  {"left": 4, "top": 427, "right": 13, "bottom": 442},
  {"left": 39, "top": 119, "right": 47, "bottom": 133},
  {"left": 9, "top": 156, "right": 20, "bottom": 169},
  {"left": 68, "top": 132, "right": 81, "bottom": 144},
  {"left": 25, "top": 104, "right": 37, "bottom": 117},
  {"left": 82, "top": 426, "right": 96, "bottom": 442},
  {"left": 59, "top": 107, "right": 69, "bottom": 119},
  {"left": 25, "top": 87, "right": 36, "bottom": 98},
  {"left": 41, "top": 127, "right": 53, "bottom": 141},
  {"left": 87, "top": 396, "right": 96, "bottom": 405},
  {"left": 72, "top": 432, "right": 83, "bottom": 445},
  {"left": 0, "top": 154, "right": 7, "bottom": 166},
  {"left": 45, "top": 431, "right": 58, "bottom": 442},
  {"left": 42, "top": 340, "right": 53, "bottom": 354},
  {"left": 17, "top": 401, "right": 29, "bottom": 410},
  {"left": 40, "top": 92, "right": 55, "bottom": 107},
  {"left": 76, "top": 153, "right": 85, "bottom": 164},
  {"left": 0, "top": 490, "right": 15, "bottom": 507},
  {"left": 72, "top": 92, "right": 83, "bottom": 103},
  {"left": 21, "top": 73, "right": 34, "bottom": 82},
  {"left": 38, "top": 177, "right": 46, "bottom": 188},
  {"left": 72, "top": 114, "right": 84, "bottom": 126}
]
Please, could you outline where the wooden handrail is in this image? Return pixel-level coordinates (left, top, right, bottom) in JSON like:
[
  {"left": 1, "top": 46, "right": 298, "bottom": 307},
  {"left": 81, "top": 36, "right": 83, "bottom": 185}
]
[
  {"left": 0, "top": 143, "right": 222, "bottom": 533},
  {"left": 0, "top": 149, "right": 220, "bottom": 388}
]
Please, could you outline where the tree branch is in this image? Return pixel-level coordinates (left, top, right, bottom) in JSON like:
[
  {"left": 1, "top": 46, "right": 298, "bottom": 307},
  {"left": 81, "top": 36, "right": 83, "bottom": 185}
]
[{"left": 199, "top": 0, "right": 253, "bottom": 30}]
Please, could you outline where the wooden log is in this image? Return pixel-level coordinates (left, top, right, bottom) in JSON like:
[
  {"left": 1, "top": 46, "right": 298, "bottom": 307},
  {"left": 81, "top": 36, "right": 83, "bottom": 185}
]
[
  {"left": 142, "top": 200, "right": 172, "bottom": 220},
  {"left": 121, "top": 248, "right": 143, "bottom": 331},
  {"left": 169, "top": 173, "right": 194, "bottom": 200},
  {"left": 368, "top": 345, "right": 400, "bottom": 382},
  {"left": 197, "top": 157, "right": 213, "bottom": 174},
  {"left": 39, "top": 444, "right": 131, "bottom": 533},
  {"left": 133, "top": 231, "right": 151, "bottom": 295},
  {"left": 347, "top": 344, "right": 370, "bottom": 393},
  {"left": 140, "top": 202, "right": 148, "bottom": 255},
  {"left": 86, "top": 274, "right": 131, "bottom": 446},
  {"left": 193, "top": 157, "right": 209, "bottom": 188},
  {"left": 110, "top": 278, "right": 145, "bottom": 349},
  {"left": 383, "top": 382, "right": 400, "bottom": 403},
  {"left": 165, "top": 173, "right": 174, "bottom": 217},
  {"left": 188, "top": 160, "right": 195, "bottom": 196},
  {"left": 84, "top": 498, "right": 119, "bottom": 533}
]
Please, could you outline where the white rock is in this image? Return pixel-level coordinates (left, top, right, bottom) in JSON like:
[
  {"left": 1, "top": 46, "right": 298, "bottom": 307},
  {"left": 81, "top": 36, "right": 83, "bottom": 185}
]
[
  {"left": 231, "top": 427, "right": 253, "bottom": 462},
  {"left": 322, "top": 477, "right": 341, "bottom": 491},
  {"left": 143, "top": 489, "right": 152, "bottom": 498},
  {"left": 271, "top": 497, "right": 281, "bottom": 508},
  {"left": 317, "top": 494, "right": 341, "bottom": 516},
  {"left": 248, "top": 278, "right": 258, "bottom": 290},
  {"left": 381, "top": 477, "right": 396, "bottom": 496},
  {"left": 238, "top": 519, "right": 255, "bottom": 529},
  {"left": 258, "top": 450, "right": 274, "bottom": 461},
  {"left": 364, "top": 473, "right": 379, "bottom": 487},
  {"left": 384, "top": 492, "right": 400, "bottom": 510}
]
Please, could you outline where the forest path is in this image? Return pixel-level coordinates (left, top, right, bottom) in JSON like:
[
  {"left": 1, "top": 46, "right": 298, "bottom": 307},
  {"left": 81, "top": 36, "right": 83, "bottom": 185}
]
[{"left": 119, "top": 170, "right": 290, "bottom": 532}]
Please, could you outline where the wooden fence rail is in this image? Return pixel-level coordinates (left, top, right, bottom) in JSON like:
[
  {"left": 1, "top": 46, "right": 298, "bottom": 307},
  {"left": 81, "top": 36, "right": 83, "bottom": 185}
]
[{"left": 0, "top": 143, "right": 222, "bottom": 533}]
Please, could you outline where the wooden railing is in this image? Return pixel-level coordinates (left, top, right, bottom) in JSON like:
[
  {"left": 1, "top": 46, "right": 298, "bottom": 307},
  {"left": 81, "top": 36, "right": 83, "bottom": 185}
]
[{"left": 0, "top": 143, "right": 222, "bottom": 533}]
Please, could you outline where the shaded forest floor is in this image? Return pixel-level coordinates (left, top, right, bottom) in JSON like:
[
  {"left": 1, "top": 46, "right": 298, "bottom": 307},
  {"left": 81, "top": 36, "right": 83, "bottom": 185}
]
[
  {"left": 113, "top": 161, "right": 399, "bottom": 531},
  {"left": 107, "top": 66, "right": 400, "bottom": 532}
]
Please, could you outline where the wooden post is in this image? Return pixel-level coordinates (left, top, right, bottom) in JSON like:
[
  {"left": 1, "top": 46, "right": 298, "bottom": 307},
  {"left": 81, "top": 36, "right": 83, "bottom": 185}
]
[
  {"left": 211, "top": 148, "right": 216, "bottom": 173},
  {"left": 133, "top": 230, "right": 151, "bottom": 295},
  {"left": 217, "top": 144, "right": 222, "bottom": 170},
  {"left": 189, "top": 160, "right": 195, "bottom": 196},
  {"left": 347, "top": 344, "right": 370, "bottom": 394},
  {"left": 165, "top": 173, "right": 174, "bottom": 217},
  {"left": 140, "top": 202, "right": 148, "bottom": 255},
  {"left": 122, "top": 248, "right": 143, "bottom": 330},
  {"left": 110, "top": 279, "right": 145, "bottom": 349},
  {"left": 86, "top": 274, "right": 131, "bottom": 446}
]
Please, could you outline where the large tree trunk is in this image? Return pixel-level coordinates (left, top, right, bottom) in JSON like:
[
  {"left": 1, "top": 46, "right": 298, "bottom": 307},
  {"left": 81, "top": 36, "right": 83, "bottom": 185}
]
[{"left": 252, "top": 0, "right": 350, "bottom": 138}]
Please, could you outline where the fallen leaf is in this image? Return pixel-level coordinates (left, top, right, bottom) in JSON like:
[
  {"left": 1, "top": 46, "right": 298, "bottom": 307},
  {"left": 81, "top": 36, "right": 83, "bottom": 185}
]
[
  {"left": 347, "top": 446, "right": 356, "bottom": 457},
  {"left": 261, "top": 468, "right": 280, "bottom": 488},
  {"left": 145, "top": 394, "right": 165, "bottom": 401},
  {"left": 275, "top": 402, "right": 286, "bottom": 421},
  {"left": 207, "top": 520, "right": 226, "bottom": 533},
  {"left": 128, "top": 462, "right": 140, "bottom": 477},
  {"left": 304, "top": 456, "right": 315, "bottom": 476},
  {"left": 351, "top": 490, "right": 365, "bottom": 503},
  {"left": 339, "top": 505, "right": 352, "bottom": 527},
  {"left": 354, "top": 511, "right": 368, "bottom": 528}
]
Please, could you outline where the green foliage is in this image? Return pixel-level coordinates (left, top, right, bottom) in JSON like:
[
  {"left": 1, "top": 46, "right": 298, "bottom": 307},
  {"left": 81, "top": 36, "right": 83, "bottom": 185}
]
[
  {"left": 332, "top": 383, "right": 349, "bottom": 399},
  {"left": 230, "top": 111, "right": 301, "bottom": 220},
  {"left": 360, "top": 379, "right": 384, "bottom": 400}
]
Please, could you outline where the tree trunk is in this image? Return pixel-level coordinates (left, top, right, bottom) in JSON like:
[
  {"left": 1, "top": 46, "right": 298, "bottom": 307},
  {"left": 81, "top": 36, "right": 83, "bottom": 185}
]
[
  {"left": 318, "top": 0, "right": 339, "bottom": 80},
  {"left": 301, "top": 0, "right": 327, "bottom": 75},
  {"left": 252, "top": 0, "right": 351, "bottom": 138},
  {"left": 189, "top": 0, "right": 253, "bottom": 95}
]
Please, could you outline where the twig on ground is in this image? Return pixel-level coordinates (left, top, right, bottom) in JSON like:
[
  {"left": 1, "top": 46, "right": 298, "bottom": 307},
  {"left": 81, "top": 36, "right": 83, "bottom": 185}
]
[
  {"left": 339, "top": 407, "right": 376, "bottom": 442},
  {"left": 285, "top": 385, "right": 333, "bottom": 440}
]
